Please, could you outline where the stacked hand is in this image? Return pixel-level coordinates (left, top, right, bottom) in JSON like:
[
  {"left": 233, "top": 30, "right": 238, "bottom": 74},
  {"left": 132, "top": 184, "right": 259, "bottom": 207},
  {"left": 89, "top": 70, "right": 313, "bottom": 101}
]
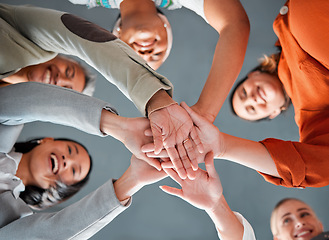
[
  {"left": 143, "top": 102, "right": 224, "bottom": 169},
  {"left": 147, "top": 103, "right": 204, "bottom": 179}
]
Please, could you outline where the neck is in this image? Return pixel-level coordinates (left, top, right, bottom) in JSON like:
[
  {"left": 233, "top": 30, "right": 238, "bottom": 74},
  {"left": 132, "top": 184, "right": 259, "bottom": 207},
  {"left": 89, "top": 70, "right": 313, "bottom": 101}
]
[
  {"left": 120, "top": 0, "right": 158, "bottom": 19},
  {"left": 16, "top": 152, "right": 33, "bottom": 186}
]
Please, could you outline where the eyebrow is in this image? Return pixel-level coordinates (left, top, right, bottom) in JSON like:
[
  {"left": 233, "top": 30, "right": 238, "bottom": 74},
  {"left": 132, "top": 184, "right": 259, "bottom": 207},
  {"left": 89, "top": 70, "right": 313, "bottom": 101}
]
[
  {"left": 281, "top": 208, "right": 310, "bottom": 219},
  {"left": 74, "top": 145, "right": 79, "bottom": 154}
]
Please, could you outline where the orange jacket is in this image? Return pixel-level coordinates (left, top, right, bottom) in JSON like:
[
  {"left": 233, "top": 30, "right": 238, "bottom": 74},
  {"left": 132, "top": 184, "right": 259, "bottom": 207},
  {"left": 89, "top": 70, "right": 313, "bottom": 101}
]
[{"left": 259, "top": 0, "right": 329, "bottom": 187}]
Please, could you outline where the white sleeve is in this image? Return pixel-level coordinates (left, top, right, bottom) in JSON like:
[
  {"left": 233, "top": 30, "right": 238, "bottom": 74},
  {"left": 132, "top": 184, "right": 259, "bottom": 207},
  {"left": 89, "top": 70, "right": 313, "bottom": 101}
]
[
  {"left": 233, "top": 212, "right": 256, "bottom": 240},
  {"left": 176, "top": 0, "right": 207, "bottom": 22}
]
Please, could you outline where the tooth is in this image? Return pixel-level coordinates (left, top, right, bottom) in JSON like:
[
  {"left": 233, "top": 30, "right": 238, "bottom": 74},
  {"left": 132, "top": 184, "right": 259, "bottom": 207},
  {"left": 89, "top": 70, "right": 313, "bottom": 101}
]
[
  {"left": 51, "top": 154, "right": 58, "bottom": 173},
  {"left": 45, "top": 69, "right": 51, "bottom": 84}
]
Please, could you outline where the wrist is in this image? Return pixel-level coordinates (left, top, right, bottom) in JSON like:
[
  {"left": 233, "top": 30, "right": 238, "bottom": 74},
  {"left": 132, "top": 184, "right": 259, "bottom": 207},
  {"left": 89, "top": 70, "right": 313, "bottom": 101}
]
[
  {"left": 146, "top": 90, "right": 177, "bottom": 117},
  {"left": 114, "top": 166, "right": 142, "bottom": 201},
  {"left": 100, "top": 109, "right": 127, "bottom": 142}
]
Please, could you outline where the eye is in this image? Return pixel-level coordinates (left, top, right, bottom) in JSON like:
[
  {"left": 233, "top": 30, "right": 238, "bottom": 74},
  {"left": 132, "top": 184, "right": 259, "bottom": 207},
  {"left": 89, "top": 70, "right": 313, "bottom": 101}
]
[
  {"left": 65, "top": 66, "right": 75, "bottom": 78},
  {"left": 68, "top": 146, "right": 72, "bottom": 155},
  {"left": 151, "top": 52, "right": 164, "bottom": 61},
  {"left": 283, "top": 217, "right": 291, "bottom": 225},
  {"left": 246, "top": 105, "right": 256, "bottom": 114},
  {"left": 301, "top": 212, "right": 310, "bottom": 218},
  {"left": 239, "top": 87, "right": 247, "bottom": 100}
]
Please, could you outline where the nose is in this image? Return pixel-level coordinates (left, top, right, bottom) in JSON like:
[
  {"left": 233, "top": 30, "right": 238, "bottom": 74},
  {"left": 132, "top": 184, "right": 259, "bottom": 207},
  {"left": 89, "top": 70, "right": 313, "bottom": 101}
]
[
  {"left": 54, "top": 71, "right": 72, "bottom": 88},
  {"left": 295, "top": 219, "right": 305, "bottom": 229},
  {"left": 137, "top": 50, "right": 154, "bottom": 62}
]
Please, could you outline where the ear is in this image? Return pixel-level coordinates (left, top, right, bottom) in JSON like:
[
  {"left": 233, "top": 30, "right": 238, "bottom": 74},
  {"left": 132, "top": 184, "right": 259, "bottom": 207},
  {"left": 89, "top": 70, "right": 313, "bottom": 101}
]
[
  {"left": 273, "top": 236, "right": 279, "bottom": 240},
  {"left": 40, "top": 137, "right": 54, "bottom": 144},
  {"left": 269, "top": 108, "right": 281, "bottom": 119}
]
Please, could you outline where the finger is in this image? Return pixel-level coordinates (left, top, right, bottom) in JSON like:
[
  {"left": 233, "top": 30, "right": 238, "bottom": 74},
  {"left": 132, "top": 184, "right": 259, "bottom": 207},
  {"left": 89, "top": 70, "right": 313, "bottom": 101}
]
[
  {"left": 183, "top": 138, "right": 199, "bottom": 171},
  {"left": 159, "top": 186, "right": 183, "bottom": 198},
  {"left": 177, "top": 143, "right": 196, "bottom": 180},
  {"left": 163, "top": 167, "right": 183, "bottom": 185},
  {"left": 190, "top": 126, "right": 204, "bottom": 153},
  {"left": 141, "top": 143, "right": 155, "bottom": 153},
  {"left": 161, "top": 161, "right": 174, "bottom": 168},
  {"left": 144, "top": 128, "right": 153, "bottom": 137},
  {"left": 204, "top": 152, "right": 218, "bottom": 178},
  {"left": 150, "top": 123, "right": 164, "bottom": 154},
  {"left": 146, "top": 149, "right": 168, "bottom": 158},
  {"left": 144, "top": 157, "right": 162, "bottom": 171},
  {"left": 166, "top": 146, "right": 187, "bottom": 179}
]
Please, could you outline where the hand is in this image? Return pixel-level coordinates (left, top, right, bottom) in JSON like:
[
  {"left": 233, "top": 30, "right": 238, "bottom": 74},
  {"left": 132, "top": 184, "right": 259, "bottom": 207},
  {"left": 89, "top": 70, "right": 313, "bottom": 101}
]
[
  {"left": 130, "top": 155, "right": 168, "bottom": 187},
  {"left": 120, "top": 117, "right": 162, "bottom": 170},
  {"left": 100, "top": 109, "right": 161, "bottom": 170},
  {"left": 160, "top": 152, "right": 223, "bottom": 212},
  {"left": 148, "top": 103, "right": 203, "bottom": 179},
  {"left": 114, "top": 155, "right": 167, "bottom": 202},
  {"left": 180, "top": 102, "right": 223, "bottom": 158}
]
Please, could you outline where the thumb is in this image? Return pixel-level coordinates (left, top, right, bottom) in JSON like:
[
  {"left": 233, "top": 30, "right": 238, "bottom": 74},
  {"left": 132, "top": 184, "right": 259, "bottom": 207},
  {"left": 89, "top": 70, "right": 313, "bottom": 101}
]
[
  {"left": 180, "top": 102, "right": 204, "bottom": 127},
  {"left": 159, "top": 185, "right": 183, "bottom": 198},
  {"left": 204, "top": 152, "right": 218, "bottom": 178}
]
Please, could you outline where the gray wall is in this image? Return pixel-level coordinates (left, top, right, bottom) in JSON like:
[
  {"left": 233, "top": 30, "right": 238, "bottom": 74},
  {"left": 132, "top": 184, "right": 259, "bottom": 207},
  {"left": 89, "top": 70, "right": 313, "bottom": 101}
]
[{"left": 2, "top": 0, "right": 329, "bottom": 239}]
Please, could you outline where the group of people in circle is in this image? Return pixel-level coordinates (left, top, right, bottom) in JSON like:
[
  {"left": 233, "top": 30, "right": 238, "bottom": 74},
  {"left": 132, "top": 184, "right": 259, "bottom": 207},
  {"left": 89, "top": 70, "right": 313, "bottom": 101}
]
[{"left": 1, "top": 0, "right": 328, "bottom": 239}]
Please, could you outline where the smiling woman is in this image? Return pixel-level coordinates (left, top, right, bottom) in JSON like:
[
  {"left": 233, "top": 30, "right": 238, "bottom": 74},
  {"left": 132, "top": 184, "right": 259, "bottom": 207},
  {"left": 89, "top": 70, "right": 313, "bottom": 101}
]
[
  {"left": 270, "top": 198, "right": 324, "bottom": 240},
  {"left": 2, "top": 55, "right": 92, "bottom": 94},
  {"left": 13, "top": 138, "right": 92, "bottom": 210}
]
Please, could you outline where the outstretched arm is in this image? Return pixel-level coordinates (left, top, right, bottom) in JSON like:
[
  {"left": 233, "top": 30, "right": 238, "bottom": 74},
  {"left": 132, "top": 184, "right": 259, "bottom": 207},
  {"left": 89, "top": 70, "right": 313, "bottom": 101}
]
[
  {"left": 0, "top": 3, "right": 172, "bottom": 115},
  {"left": 0, "top": 155, "right": 167, "bottom": 239},
  {"left": 161, "top": 152, "right": 252, "bottom": 240},
  {"left": 191, "top": 0, "right": 250, "bottom": 122}
]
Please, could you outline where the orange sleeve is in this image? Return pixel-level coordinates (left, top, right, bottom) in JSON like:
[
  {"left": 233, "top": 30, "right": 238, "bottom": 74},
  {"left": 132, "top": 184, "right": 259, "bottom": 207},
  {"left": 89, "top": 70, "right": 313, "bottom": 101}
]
[{"left": 259, "top": 137, "right": 329, "bottom": 188}]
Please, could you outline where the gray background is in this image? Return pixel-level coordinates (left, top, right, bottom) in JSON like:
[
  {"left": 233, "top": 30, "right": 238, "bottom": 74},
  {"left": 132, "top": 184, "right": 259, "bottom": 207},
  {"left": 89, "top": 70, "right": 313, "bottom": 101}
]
[{"left": 2, "top": 0, "right": 329, "bottom": 239}]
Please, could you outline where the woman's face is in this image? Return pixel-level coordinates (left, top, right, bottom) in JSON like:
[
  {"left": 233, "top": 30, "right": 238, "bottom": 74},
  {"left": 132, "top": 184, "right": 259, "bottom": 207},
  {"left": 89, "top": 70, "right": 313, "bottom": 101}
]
[
  {"left": 15, "top": 56, "right": 86, "bottom": 92},
  {"left": 273, "top": 200, "right": 323, "bottom": 240},
  {"left": 114, "top": 14, "right": 169, "bottom": 70},
  {"left": 232, "top": 71, "right": 286, "bottom": 121},
  {"left": 26, "top": 138, "right": 91, "bottom": 189}
]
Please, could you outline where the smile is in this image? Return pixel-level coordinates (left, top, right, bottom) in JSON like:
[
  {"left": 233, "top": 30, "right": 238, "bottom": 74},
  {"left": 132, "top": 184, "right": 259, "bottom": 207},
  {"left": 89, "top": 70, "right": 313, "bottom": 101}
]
[
  {"left": 43, "top": 69, "right": 51, "bottom": 84},
  {"left": 50, "top": 153, "right": 59, "bottom": 174},
  {"left": 295, "top": 230, "right": 312, "bottom": 238}
]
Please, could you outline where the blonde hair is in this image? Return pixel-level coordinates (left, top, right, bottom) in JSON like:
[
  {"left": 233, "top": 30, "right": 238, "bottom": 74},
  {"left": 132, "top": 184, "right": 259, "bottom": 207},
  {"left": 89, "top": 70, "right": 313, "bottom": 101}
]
[{"left": 258, "top": 53, "right": 280, "bottom": 75}]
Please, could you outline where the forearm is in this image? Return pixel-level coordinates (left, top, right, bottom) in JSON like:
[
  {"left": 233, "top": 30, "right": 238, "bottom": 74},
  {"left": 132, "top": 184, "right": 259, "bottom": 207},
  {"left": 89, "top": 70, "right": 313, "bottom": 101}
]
[
  {"left": 206, "top": 196, "right": 244, "bottom": 240},
  {"left": 0, "top": 83, "right": 110, "bottom": 136},
  {"left": 0, "top": 3, "right": 172, "bottom": 115},
  {"left": 196, "top": 0, "right": 249, "bottom": 121},
  {"left": 219, "top": 133, "right": 280, "bottom": 177}
]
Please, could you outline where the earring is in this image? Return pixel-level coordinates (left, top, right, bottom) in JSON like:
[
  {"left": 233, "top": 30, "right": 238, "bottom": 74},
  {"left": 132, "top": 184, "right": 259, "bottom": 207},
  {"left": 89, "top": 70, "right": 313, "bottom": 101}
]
[
  {"left": 37, "top": 139, "right": 43, "bottom": 144},
  {"left": 164, "top": 23, "right": 167, "bottom": 28},
  {"left": 116, "top": 27, "right": 121, "bottom": 32}
]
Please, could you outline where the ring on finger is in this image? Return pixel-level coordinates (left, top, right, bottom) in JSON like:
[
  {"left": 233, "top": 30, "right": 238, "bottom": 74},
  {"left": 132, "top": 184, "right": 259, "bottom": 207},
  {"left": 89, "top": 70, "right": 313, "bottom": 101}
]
[{"left": 183, "top": 138, "right": 190, "bottom": 144}]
